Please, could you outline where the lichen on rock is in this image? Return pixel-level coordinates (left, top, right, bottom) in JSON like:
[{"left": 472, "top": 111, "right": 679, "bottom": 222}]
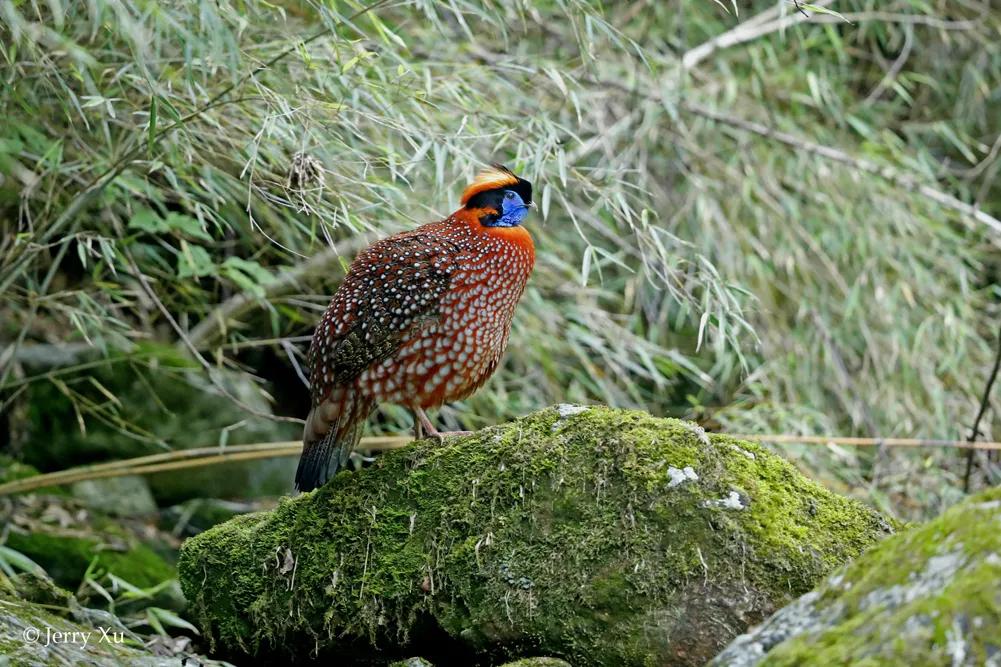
[
  {"left": 178, "top": 406, "right": 891, "bottom": 666},
  {"left": 710, "top": 487, "right": 1001, "bottom": 667},
  {"left": 0, "top": 595, "right": 154, "bottom": 666}
]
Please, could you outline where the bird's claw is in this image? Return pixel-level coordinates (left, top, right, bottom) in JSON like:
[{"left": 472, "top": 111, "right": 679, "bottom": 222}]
[
  {"left": 412, "top": 407, "right": 470, "bottom": 442},
  {"left": 426, "top": 429, "right": 473, "bottom": 443}
]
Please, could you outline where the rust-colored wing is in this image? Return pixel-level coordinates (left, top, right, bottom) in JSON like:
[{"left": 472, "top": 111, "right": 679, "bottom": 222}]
[
  {"left": 297, "top": 231, "right": 456, "bottom": 490},
  {"left": 306, "top": 231, "right": 456, "bottom": 402}
]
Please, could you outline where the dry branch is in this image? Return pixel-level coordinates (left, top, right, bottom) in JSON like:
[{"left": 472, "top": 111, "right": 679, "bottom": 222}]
[{"left": 682, "top": 0, "right": 836, "bottom": 70}]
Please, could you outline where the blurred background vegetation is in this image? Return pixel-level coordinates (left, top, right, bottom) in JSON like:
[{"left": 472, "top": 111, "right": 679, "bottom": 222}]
[{"left": 1, "top": 0, "right": 1000, "bottom": 587}]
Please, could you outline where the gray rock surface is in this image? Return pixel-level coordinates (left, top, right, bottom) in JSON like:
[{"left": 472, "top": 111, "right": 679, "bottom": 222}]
[{"left": 710, "top": 487, "right": 1001, "bottom": 666}]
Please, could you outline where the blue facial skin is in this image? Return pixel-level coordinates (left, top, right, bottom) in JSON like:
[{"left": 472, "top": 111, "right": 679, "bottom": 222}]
[{"left": 486, "top": 191, "right": 531, "bottom": 227}]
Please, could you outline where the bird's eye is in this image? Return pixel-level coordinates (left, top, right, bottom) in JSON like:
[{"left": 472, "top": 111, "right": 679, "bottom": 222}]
[{"left": 504, "top": 191, "right": 515, "bottom": 199}]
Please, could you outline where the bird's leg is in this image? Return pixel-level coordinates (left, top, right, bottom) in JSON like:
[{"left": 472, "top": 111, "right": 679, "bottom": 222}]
[
  {"left": 413, "top": 407, "right": 472, "bottom": 442},
  {"left": 412, "top": 409, "right": 425, "bottom": 440}
]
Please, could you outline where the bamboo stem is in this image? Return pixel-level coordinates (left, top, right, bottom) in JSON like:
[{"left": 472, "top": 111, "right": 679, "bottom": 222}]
[
  {"left": 0, "top": 436, "right": 410, "bottom": 496},
  {"left": 2, "top": 433, "right": 999, "bottom": 497},
  {"left": 732, "top": 435, "right": 1001, "bottom": 449}
]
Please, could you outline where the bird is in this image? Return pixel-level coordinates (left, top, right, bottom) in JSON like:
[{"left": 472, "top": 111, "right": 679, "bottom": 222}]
[{"left": 296, "top": 164, "right": 535, "bottom": 491}]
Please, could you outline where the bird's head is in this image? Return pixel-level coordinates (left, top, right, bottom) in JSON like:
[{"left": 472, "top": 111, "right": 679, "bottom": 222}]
[{"left": 460, "top": 164, "right": 533, "bottom": 228}]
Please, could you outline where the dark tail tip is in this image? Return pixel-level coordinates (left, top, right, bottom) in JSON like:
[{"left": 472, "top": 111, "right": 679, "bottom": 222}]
[{"left": 295, "top": 430, "right": 340, "bottom": 492}]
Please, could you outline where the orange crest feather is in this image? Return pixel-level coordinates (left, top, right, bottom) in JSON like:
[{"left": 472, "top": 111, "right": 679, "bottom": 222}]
[{"left": 460, "top": 164, "right": 520, "bottom": 206}]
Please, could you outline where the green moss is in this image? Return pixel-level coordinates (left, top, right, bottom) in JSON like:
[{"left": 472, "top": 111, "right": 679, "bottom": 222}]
[
  {"left": 5, "top": 515, "right": 175, "bottom": 590},
  {"left": 179, "top": 406, "right": 891, "bottom": 666},
  {"left": 10, "top": 572, "right": 74, "bottom": 609},
  {"left": 747, "top": 487, "right": 1001, "bottom": 665}
]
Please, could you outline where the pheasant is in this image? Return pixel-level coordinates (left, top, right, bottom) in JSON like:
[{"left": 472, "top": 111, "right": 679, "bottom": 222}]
[{"left": 296, "top": 164, "right": 535, "bottom": 491}]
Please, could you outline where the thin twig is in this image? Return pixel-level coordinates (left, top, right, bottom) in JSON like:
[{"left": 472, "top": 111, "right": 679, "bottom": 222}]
[
  {"left": 0, "top": 437, "right": 410, "bottom": 496},
  {"left": 682, "top": 0, "right": 835, "bottom": 70},
  {"left": 681, "top": 3, "right": 977, "bottom": 72},
  {"left": 863, "top": 24, "right": 914, "bottom": 105},
  {"left": 730, "top": 434, "right": 1001, "bottom": 449},
  {"left": 122, "top": 249, "right": 303, "bottom": 425},
  {"left": 962, "top": 319, "right": 1001, "bottom": 492},
  {"left": 578, "top": 72, "right": 1001, "bottom": 242},
  {"left": 282, "top": 338, "right": 310, "bottom": 389}
]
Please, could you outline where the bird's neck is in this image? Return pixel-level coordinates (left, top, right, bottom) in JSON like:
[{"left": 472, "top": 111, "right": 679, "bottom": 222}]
[{"left": 451, "top": 207, "right": 535, "bottom": 263}]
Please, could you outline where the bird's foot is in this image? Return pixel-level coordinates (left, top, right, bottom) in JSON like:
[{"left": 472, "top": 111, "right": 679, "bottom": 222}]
[
  {"left": 412, "top": 408, "right": 471, "bottom": 443},
  {"left": 424, "top": 429, "right": 473, "bottom": 444}
]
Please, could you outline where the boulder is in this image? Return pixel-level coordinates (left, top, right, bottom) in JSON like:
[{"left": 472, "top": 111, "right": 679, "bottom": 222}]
[
  {"left": 178, "top": 406, "right": 892, "bottom": 666},
  {"left": 710, "top": 486, "right": 1001, "bottom": 666},
  {"left": 71, "top": 475, "right": 158, "bottom": 517}
]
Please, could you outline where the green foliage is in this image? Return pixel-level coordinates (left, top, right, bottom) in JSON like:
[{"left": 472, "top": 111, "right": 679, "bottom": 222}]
[
  {"left": 0, "top": 582, "right": 228, "bottom": 665},
  {"left": 1, "top": 0, "right": 999, "bottom": 521},
  {"left": 178, "top": 405, "right": 890, "bottom": 665},
  {"left": 0, "top": 545, "right": 46, "bottom": 578}
]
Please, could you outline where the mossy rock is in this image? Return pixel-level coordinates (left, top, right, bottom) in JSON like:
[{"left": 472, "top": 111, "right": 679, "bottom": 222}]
[
  {"left": 178, "top": 406, "right": 891, "bottom": 666},
  {"left": 3, "top": 498, "right": 176, "bottom": 591},
  {"left": 710, "top": 486, "right": 1001, "bottom": 666},
  {"left": 10, "top": 571, "right": 75, "bottom": 609},
  {"left": 0, "top": 592, "right": 226, "bottom": 667},
  {"left": 0, "top": 595, "right": 154, "bottom": 666}
]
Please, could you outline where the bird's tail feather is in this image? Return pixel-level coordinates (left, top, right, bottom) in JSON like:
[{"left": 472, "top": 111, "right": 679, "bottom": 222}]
[{"left": 296, "top": 392, "right": 372, "bottom": 492}]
